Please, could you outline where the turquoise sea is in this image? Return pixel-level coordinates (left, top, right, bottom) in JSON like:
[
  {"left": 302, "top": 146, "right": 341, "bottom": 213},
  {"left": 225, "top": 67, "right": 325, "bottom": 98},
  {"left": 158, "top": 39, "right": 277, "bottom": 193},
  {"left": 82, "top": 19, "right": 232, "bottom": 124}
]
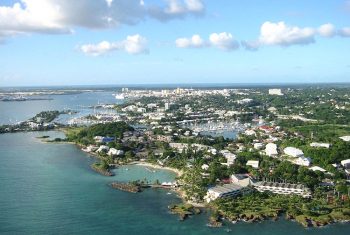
[{"left": 0, "top": 90, "right": 349, "bottom": 234}]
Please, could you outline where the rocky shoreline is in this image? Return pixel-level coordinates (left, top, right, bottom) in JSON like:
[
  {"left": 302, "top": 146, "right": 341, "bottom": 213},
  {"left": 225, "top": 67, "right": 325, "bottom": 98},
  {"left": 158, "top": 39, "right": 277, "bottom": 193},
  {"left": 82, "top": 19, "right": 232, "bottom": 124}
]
[
  {"left": 110, "top": 182, "right": 141, "bottom": 193},
  {"left": 91, "top": 164, "right": 115, "bottom": 176},
  {"left": 168, "top": 204, "right": 201, "bottom": 221}
]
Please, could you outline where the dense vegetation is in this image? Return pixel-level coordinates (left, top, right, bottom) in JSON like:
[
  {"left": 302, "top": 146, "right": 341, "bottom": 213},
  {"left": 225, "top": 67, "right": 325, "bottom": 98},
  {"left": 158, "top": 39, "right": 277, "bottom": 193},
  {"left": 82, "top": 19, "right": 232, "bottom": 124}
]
[
  {"left": 212, "top": 191, "right": 350, "bottom": 227},
  {"left": 66, "top": 121, "right": 133, "bottom": 145}
]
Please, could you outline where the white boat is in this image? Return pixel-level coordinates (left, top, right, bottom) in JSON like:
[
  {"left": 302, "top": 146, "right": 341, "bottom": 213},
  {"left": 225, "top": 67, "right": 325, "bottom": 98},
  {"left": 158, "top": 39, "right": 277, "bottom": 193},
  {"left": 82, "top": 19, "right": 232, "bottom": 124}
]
[{"left": 115, "top": 94, "right": 125, "bottom": 100}]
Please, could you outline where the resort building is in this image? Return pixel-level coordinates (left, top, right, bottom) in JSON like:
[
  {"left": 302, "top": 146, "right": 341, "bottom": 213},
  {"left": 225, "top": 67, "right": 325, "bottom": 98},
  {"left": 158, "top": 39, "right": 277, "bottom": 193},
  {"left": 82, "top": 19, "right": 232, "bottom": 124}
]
[
  {"left": 204, "top": 183, "right": 245, "bottom": 203},
  {"left": 254, "top": 181, "right": 311, "bottom": 198},
  {"left": 231, "top": 174, "right": 255, "bottom": 187}
]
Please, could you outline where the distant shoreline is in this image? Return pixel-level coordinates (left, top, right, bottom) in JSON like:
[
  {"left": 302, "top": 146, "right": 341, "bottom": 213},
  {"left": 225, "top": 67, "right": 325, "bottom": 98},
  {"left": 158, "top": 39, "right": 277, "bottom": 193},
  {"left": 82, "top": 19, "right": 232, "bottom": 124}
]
[{"left": 1, "top": 82, "right": 350, "bottom": 90}]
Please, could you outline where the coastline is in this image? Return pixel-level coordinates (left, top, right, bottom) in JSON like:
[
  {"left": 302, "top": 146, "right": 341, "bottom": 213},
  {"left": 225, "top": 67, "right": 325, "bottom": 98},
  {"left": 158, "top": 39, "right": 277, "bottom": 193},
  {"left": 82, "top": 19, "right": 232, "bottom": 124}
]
[
  {"left": 37, "top": 131, "right": 350, "bottom": 228},
  {"left": 128, "top": 161, "right": 183, "bottom": 177}
]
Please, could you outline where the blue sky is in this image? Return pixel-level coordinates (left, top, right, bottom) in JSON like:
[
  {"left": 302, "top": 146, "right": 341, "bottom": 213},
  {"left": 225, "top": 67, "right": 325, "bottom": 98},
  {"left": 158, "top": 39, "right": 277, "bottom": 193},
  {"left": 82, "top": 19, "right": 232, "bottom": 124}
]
[{"left": 0, "top": 0, "right": 349, "bottom": 86}]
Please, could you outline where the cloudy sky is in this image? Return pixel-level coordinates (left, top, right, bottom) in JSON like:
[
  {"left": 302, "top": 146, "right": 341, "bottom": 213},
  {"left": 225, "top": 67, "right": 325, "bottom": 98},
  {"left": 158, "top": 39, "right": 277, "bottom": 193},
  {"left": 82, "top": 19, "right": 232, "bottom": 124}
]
[{"left": 0, "top": 0, "right": 349, "bottom": 86}]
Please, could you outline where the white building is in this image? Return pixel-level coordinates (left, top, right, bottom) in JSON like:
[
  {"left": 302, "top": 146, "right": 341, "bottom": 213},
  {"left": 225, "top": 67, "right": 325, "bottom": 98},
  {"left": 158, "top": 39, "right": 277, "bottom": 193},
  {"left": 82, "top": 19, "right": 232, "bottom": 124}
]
[
  {"left": 254, "top": 181, "right": 311, "bottom": 198},
  {"left": 164, "top": 102, "right": 170, "bottom": 111},
  {"left": 236, "top": 98, "right": 253, "bottom": 104},
  {"left": 204, "top": 184, "right": 244, "bottom": 203},
  {"left": 295, "top": 156, "right": 311, "bottom": 166},
  {"left": 254, "top": 143, "right": 264, "bottom": 150},
  {"left": 231, "top": 174, "right": 254, "bottom": 187},
  {"left": 108, "top": 148, "right": 124, "bottom": 156},
  {"left": 341, "top": 159, "right": 350, "bottom": 167},
  {"left": 82, "top": 145, "right": 98, "bottom": 153},
  {"left": 268, "top": 89, "right": 283, "bottom": 96},
  {"left": 244, "top": 129, "right": 256, "bottom": 136},
  {"left": 265, "top": 143, "right": 278, "bottom": 157},
  {"left": 310, "top": 142, "right": 330, "bottom": 148},
  {"left": 284, "top": 147, "right": 304, "bottom": 158},
  {"left": 246, "top": 160, "right": 259, "bottom": 169},
  {"left": 309, "top": 166, "right": 327, "bottom": 173},
  {"left": 96, "top": 145, "right": 109, "bottom": 153},
  {"left": 220, "top": 150, "right": 236, "bottom": 166},
  {"left": 201, "top": 164, "right": 209, "bottom": 171},
  {"left": 340, "top": 136, "right": 350, "bottom": 142}
]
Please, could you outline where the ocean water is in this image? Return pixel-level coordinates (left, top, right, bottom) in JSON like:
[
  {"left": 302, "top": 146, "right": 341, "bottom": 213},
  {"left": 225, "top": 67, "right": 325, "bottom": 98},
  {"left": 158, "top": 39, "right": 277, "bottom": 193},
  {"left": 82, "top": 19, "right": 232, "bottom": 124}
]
[
  {"left": 0, "top": 91, "right": 121, "bottom": 125},
  {"left": 0, "top": 131, "right": 349, "bottom": 235}
]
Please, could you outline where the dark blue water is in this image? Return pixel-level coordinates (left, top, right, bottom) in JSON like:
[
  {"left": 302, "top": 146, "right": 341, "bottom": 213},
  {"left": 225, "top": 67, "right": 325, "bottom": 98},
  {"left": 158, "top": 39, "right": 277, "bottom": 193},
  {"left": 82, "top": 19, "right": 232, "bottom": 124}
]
[{"left": 0, "top": 131, "right": 349, "bottom": 234}]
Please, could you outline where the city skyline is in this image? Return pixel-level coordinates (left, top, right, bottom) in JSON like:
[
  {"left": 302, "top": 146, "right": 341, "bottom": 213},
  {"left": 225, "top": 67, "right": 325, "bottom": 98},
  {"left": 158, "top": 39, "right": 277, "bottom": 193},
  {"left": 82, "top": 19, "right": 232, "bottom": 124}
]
[{"left": 1, "top": 0, "right": 350, "bottom": 86}]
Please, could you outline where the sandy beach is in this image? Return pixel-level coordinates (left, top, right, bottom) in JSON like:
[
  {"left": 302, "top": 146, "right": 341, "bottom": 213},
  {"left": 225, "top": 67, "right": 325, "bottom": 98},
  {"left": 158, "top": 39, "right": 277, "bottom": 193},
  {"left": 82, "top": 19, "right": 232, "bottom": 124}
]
[{"left": 128, "top": 161, "right": 183, "bottom": 177}]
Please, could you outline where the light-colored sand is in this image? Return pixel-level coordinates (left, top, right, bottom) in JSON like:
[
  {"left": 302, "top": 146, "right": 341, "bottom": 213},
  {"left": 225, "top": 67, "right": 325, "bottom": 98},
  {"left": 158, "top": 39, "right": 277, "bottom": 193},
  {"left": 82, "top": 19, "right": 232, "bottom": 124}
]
[{"left": 128, "top": 161, "right": 183, "bottom": 176}]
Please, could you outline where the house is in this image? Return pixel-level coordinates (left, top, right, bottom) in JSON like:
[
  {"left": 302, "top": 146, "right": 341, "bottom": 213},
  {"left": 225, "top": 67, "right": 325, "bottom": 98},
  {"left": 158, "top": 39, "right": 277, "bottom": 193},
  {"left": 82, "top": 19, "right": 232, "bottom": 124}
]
[
  {"left": 201, "top": 164, "right": 209, "bottom": 171},
  {"left": 155, "top": 135, "right": 173, "bottom": 142},
  {"left": 284, "top": 147, "right": 304, "bottom": 158},
  {"left": 310, "top": 142, "right": 330, "bottom": 148},
  {"left": 265, "top": 143, "right": 278, "bottom": 157},
  {"left": 339, "top": 136, "right": 350, "bottom": 142},
  {"left": 94, "top": 136, "right": 115, "bottom": 143},
  {"left": 204, "top": 184, "right": 245, "bottom": 203},
  {"left": 82, "top": 145, "right": 98, "bottom": 153},
  {"left": 295, "top": 156, "right": 311, "bottom": 166},
  {"left": 244, "top": 129, "right": 256, "bottom": 136},
  {"left": 259, "top": 125, "right": 274, "bottom": 133},
  {"left": 341, "top": 159, "right": 350, "bottom": 167},
  {"left": 108, "top": 148, "right": 124, "bottom": 156},
  {"left": 341, "top": 159, "right": 350, "bottom": 168},
  {"left": 246, "top": 160, "right": 259, "bottom": 169},
  {"left": 96, "top": 145, "right": 109, "bottom": 153},
  {"left": 254, "top": 143, "right": 264, "bottom": 150},
  {"left": 254, "top": 181, "right": 311, "bottom": 198},
  {"left": 220, "top": 150, "right": 236, "bottom": 165}
]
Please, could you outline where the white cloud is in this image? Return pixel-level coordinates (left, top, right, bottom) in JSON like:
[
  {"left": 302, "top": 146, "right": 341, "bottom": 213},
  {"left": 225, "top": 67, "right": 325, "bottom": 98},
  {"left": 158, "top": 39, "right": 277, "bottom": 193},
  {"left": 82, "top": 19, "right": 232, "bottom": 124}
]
[
  {"left": 241, "top": 40, "right": 260, "bottom": 51},
  {"left": 165, "top": 0, "right": 204, "bottom": 14},
  {"left": 185, "top": 0, "right": 204, "bottom": 12},
  {"left": 0, "top": 0, "right": 205, "bottom": 41},
  {"left": 318, "top": 23, "right": 336, "bottom": 37},
  {"left": 259, "top": 21, "right": 316, "bottom": 46},
  {"left": 209, "top": 32, "right": 239, "bottom": 51},
  {"left": 175, "top": 34, "right": 205, "bottom": 48},
  {"left": 243, "top": 21, "right": 350, "bottom": 51},
  {"left": 149, "top": 0, "right": 205, "bottom": 21},
  {"left": 106, "top": 0, "right": 113, "bottom": 8},
  {"left": 123, "top": 34, "right": 149, "bottom": 54},
  {"left": 338, "top": 27, "right": 350, "bottom": 37},
  {"left": 175, "top": 32, "right": 239, "bottom": 51},
  {"left": 80, "top": 34, "right": 148, "bottom": 56}
]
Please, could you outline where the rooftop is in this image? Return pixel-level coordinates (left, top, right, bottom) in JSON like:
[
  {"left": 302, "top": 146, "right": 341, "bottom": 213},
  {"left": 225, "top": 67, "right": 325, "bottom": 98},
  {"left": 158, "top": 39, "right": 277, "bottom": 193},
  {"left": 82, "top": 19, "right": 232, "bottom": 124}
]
[{"left": 209, "top": 184, "right": 243, "bottom": 194}]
